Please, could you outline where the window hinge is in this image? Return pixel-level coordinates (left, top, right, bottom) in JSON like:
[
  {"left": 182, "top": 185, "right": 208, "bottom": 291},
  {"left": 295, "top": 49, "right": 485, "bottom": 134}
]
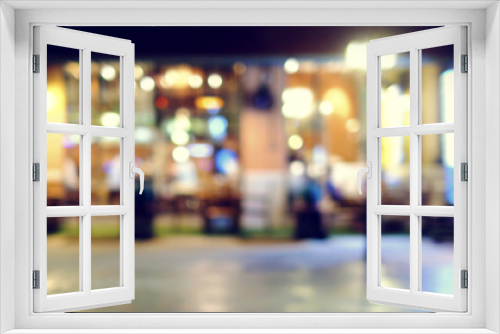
[
  {"left": 33, "top": 54, "right": 40, "bottom": 73},
  {"left": 461, "top": 270, "right": 468, "bottom": 289},
  {"left": 33, "top": 163, "right": 40, "bottom": 182},
  {"left": 461, "top": 162, "right": 468, "bottom": 181},
  {"left": 461, "top": 54, "right": 468, "bottom": 73},
  {"left": 33, "top": 270, "right": 40, "bottom": 289}
]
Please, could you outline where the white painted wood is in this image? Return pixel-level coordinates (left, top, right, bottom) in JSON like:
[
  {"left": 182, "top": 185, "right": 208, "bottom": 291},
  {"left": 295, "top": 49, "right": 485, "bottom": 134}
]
[
  {"left": 33, "top": 26, "right": 135, "bottom": 313},
  {"left": 485, "top": 3, "right": 500, "bottom": 333},
  {"left": 409, "top": 46, "right": 419, "bottom": 301},
  {"left": 371, "top": 206, "right": 454, "bottom": 217},
  {"left": 372, "top": 124, "right": 454, "bottom": 137},
  {"left": 82, "top": 47, "right": 92, "bottom": 297},
  {"left": 1, "top": 329, "right": 498, "bottom": 334},
  {"left": 46, "top": 206, "right": 130, "bottom": 217},
  {"left": 3, "top": 0, "right": 497, "bottom": 10},
  {"left": 412, "top": 123, "right": 454, "bottom": 135},
  {"left": 46, "top": 122, "right": 131, "bottom": 137},
  {"left": 372, "top": 127, "right": 411, "bottom": 137},
  {"left": 90, "top": 126, "right": 131, "bottom": 138},
  {"left": 9, "top": 5, "right": 489, "bottom": 333},
  {"left": 0, "top": 2, "right": 17, "bottom": 333},
  {"left": 366, "top": 26, "right": 467, "bottom": 312}
]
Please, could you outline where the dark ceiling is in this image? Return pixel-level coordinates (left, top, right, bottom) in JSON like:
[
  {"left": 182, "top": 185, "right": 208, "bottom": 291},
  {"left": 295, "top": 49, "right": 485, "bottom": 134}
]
[{"left": 63, "top": 26, "right": 438, "bottom": 62}]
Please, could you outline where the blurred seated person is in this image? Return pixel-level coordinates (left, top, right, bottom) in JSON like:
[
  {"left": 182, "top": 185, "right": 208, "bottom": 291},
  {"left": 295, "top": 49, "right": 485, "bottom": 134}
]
[{"left": 292, "top": 173, "right": 327, "bottom": 240}]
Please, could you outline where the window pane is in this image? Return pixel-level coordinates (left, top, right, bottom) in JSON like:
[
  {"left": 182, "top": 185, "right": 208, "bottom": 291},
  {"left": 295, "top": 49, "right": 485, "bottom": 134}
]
[
  {"left": 421, "top": 216, "right": 454, "bottom": 295},
  {"left": 421, "top": 133, "right": 454, "bottom": 206},
  {"left": 421, "top": 45, "right": 454, "bottom": 124},
  {"left": 381, "top": 136, "right": 410, "bottom": 205},
  {"left": 47, "top": 133, "right": 80, "bottom": 206},
  {"left": 92, "top": 216, "right": 121, "bottom": 290},
  {"left": 47, "top": 45, "right": 80, "bottom": 124},
  {"left": 380, "top": 52, "right": 410, "bottom": 127},
  {"left": 91, "top": 137, "right": 121, "bottom": 205},
  {"left": 47, "top": 217, "right": 80, "bottom": 295},
  {"left": 381, "top": 215, "right": 410, "bottom": 290},
  {"left": 91, "top": 52, "right": 121, "bottom": 127}
]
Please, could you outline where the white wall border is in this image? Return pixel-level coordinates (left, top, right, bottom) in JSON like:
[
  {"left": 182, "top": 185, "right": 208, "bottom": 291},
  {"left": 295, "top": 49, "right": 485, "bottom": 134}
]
[
  {"left": 0, "top": 2, "right": 16, "bottom": 334},
  {"left": 485, "top": 2, "right": 500, "bottom": 334},
  {"left": 0, "top": 2, "right": 495, "bottom": 334}
]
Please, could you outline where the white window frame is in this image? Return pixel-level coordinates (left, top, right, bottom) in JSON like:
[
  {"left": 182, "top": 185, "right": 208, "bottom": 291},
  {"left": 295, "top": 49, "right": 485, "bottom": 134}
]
[
  {"left": 0, "top": 1, "right": 499, "bottom": 333},
  {"left": 366, "top": 26, "right": 468, "bottom": 312},
  {"left": 33, "top": 26, "right": 136, "bottom": 313}
]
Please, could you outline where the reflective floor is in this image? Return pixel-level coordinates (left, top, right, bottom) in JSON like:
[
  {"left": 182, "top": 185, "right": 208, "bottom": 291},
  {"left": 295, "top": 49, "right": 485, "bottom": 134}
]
[{"left": 45, "top": 234, "right": 454, "bottom": 313}]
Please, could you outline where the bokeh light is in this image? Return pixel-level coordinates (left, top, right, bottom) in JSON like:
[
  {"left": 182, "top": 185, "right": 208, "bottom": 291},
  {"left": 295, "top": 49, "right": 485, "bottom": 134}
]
[
  {"left": 140, "top": 76, "right": 155, "bottom": 92},
  {"left": 207, "top": 73, "right": 223, "bottom": 89},
  {"left": 195, "top": 96, "right": 224, "bottom": 111},
  {"left": 233, "top": 62, "right": 247, "bottom": 75},
  {"left": 319, "top": 100, "right": 334, "bottom": 115},
  {"left": 282, "top": 88, "right": 314, "bottom": 119},
  {"left": 345, "top": 42, "right": 367, "bottom": 70},
  {"left": 290, "top": 160, "right": 305, "bottom": 176},
  {"left": 188, "top": 74, "right": 203, "bottom": 89},
  {"left": 188, "top": 143, "right": 214, "bottom": 158},
  {"left": 134, "top": 65, "right": 144, "bottom": 80},
  {"left": 171, "top": 130, "right": 190, "bottom": 145},
  {"left": 284, "top": 58, "right": 300, "bottom": 74},
  {"left": 288, "top": 134, "right": 304, "bottom": 150},
  {"left": 155, "top": 96, "right": 169, "bottom": 110},
  {"left": 172, "top": 146, "right": 190, "bottom": 163},
  {"left": 100, "top": 64, "right": 116, "bottom": 81},
  {"left": 208, "top": 116, "right": 228, "bottom": 141},
  {"left": 100, "top": 112, "right": 120, "bottom": 127},
  {"left": 215, "top": 149, "right": 238, "bottom": 175}
]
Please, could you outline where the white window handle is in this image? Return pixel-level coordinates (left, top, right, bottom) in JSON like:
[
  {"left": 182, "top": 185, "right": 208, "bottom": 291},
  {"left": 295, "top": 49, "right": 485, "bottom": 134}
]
[
  {"left": 129, "top": 161, "right": 144, "bottom": 195},
  {"left": 357, "top": 162, "right": 372, "bottom": 195}
]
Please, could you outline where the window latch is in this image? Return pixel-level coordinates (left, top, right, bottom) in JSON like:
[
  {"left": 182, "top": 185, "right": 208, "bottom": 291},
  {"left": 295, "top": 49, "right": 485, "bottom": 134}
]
[
  {"left": 357, "top": 162, "right": 372, "bottom": 195},
  {"left": 129, "top": 161, "right": 144, "bottom": 195}
]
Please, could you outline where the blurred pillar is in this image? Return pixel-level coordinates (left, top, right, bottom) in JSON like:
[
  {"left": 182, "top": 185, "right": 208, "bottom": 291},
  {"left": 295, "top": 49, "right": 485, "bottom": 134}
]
[
  {"left": 240, "top": 66, "right": 287, "bottom": 230},
  {"left": 421, "top": 64, "right": 440, "bottom": 163},
  {"left": 46, "top": 67, "right": 67, "bottom": 202}
]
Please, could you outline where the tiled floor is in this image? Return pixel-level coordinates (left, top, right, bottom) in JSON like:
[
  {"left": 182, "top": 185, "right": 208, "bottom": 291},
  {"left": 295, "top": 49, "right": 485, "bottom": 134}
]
[{"left": 49, "top": 234, "right": 454, "bottom": 313}]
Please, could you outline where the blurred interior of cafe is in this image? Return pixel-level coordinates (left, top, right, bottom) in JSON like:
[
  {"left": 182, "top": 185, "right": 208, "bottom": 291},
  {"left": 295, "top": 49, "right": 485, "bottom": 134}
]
[{"left": 45, "top": 27, "right": 456, "bottom": 312}]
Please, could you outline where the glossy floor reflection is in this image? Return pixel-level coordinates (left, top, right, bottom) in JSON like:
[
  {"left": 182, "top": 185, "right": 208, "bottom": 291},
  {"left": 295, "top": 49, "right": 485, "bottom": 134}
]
[{"left": 62, "top": 235, "right": 453, "bottom": 313}]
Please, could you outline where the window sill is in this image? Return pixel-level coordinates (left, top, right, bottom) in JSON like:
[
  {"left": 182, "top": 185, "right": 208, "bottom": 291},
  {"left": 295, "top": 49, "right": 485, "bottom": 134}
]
[{"left": 4, "top": 329, "right": 497, "bottom": 334}]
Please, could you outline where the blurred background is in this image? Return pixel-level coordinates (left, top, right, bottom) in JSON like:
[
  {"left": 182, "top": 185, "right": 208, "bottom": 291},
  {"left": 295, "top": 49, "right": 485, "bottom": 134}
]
[{"left": 45, "top": 26, "right": 455, "bottom": 312}]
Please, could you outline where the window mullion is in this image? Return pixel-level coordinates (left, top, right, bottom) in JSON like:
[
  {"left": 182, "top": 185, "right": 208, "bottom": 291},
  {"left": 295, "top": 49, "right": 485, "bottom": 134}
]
[
  {"left": 409, "top": 48, "right": 420, "bottom": 294},
  {"left": 82, "top": 48, "right": 92, "bottom": 295}
]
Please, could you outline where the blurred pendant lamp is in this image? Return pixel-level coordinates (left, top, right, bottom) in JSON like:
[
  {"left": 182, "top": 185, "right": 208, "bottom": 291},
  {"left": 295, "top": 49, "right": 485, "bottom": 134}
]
[{"left": 252, "top": 68, "right": 274, "bottom": 111}]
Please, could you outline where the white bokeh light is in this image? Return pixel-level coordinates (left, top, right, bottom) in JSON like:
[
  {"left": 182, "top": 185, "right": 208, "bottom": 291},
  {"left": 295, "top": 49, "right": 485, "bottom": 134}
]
[
  {"left": 100, "top": 112, "right": 120, "bottom": 127},
  {"left": 188, "top": 74, "right": 203, "bottom": 89},
  {"left": 140, "top": 76, "right": 155, "bottom": 92},
  {"left": 288, "top": 134, "right": 304, "bottom": 150},
  {"left": 281, "top": 88, "right": 315, "bottom": 119},
  {"left": 172, "top": 146, "right": 190, "bottom": 163},
  {"left": 101, "top": 64, "right": 116, "bottom": 81},
  {"left": 345, "top": 42, "right": 367, "bottom": 70},
  {"left": 284, "top": 58, "right": 300, "bottom": 74},
  {"left": 319, "top": 100, "right": 334, "bottom": 115},
  {"left": 290, "top": 161, "right": 305, "bottom": 176},
  {"left": 171, "top": 130, "right": 190, "bottom": 146},
  {"left": 207, "top": 73, "right": 223, "bottom": 89}
]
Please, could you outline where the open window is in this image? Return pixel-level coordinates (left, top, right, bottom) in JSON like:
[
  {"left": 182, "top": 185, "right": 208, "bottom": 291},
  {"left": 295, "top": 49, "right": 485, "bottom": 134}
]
[
  {"left": 33, "top": 26, "right": 139, "bottom": 312},
  {"left": 363, "top": 26, "right": 467, "bottom": 312}
]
